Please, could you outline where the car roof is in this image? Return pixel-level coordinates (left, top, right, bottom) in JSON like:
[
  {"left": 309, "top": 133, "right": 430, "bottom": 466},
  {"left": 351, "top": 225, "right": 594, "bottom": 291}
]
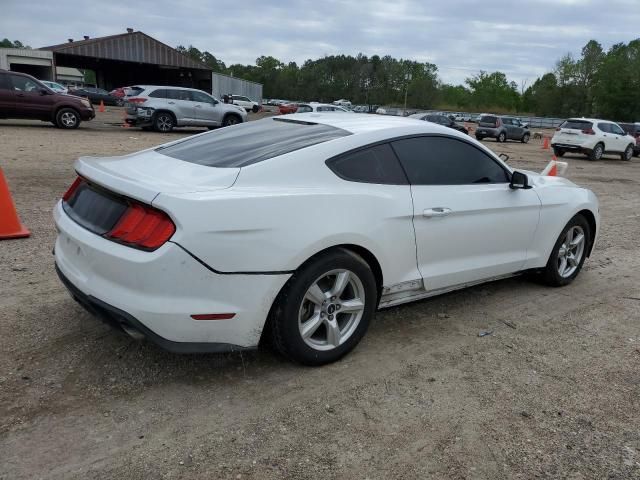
[
  {"left": 284, "top": 112, "right": 463, "bottom": 137},
  {"left": 567, "top": 117, "right": 616, "bottom": 123},
  {"left": 133, "top": 85, "right": 200, "bottom": 92}
]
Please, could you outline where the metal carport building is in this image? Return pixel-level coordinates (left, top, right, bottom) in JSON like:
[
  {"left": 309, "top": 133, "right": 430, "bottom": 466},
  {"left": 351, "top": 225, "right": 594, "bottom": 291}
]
[{"left": 42, "top": 29, "right": 213, "bottom": 92}]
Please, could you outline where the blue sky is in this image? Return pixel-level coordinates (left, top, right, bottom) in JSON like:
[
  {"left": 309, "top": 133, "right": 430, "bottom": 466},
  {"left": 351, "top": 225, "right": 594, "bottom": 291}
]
[{"left": 2, "top": 0, "right": 639, "bottom": 86}]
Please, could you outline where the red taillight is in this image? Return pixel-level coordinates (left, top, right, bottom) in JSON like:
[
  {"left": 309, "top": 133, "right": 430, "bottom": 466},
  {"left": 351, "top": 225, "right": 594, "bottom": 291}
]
[
  {"left": 127, "top": 97, "right": 148, "bottom": 104},
  {"left": 106, "top": 202, "right": 175, "bottom": 250},
  {"left": 495, "top": 118, "right": 502, "bottom": 127},
  {"left": 62, "top": 176, "right": 83, "bottom": 201},
  {"left": 582, "top": 128, "right": 595, "bottom": 135}
]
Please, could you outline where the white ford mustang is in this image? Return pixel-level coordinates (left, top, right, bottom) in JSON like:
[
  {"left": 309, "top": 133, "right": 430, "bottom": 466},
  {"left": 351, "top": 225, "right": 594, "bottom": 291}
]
[{"left": 54, "top": 114, "right": 599, "bottom": 365}]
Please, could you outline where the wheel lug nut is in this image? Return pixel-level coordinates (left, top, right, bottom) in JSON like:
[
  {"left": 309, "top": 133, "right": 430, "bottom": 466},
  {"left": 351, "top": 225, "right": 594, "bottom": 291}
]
[
  {"left": 328, "top": 314, "right": 333, "bottom": 320},
  {"left": 336, "top": 305, "right": 341, "bottom": 310},
  {"left": 320, "top": 312, "right": 325, "bottom": 317},
  {"left": 331, "top": 296, "right": 336, "bottom": 301}
]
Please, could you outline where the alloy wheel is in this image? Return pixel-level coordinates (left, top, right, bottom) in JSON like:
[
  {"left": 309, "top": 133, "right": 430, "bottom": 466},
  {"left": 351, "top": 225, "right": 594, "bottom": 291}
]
[
  {"left": 156, "top": 115, "right": 173, "bottom": 132},
  {"left": 61, "top": 112, "right": 77, "bottom": 127},
  {"left": 298, "top": 269, "right": 365, "bottom": 351},
  {"left": 557, "top": 226, "right": 586, "bottom": 278}
]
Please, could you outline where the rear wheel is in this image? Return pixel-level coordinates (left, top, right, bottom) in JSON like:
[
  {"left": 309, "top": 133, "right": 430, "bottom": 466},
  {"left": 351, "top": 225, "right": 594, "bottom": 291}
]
[
  {"left": 153, "top": 112, "right": 174, "bottom": 132},
  {"left": 497, "top": 132, "right": 507, "bottom": 143},
  {"left": 588, "top": 143, "right": 604, "bottom": 161},
  {"left": 55, "top": 108, "right": 80, "bottom": 129},
  {"left": 539, "top": 214, "right": 590, "bottom": 287},
  {"left": 621, "top": 144, "right": 633, "bottom": 161},
  {"left": 270, "top": 249, "right": 377, "bottom": 365}
]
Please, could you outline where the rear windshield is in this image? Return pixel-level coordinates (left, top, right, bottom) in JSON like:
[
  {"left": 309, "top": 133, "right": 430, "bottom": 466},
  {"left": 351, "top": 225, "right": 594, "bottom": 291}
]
[
  {"left": 126, "top": 86, "right": 145, "bottom": 97},
  {"left": 478, "top": 115, "right": 498, "bottom": 125},
  {"left": 560, "top": 120, "right": 592, "bottom": 130},
  {"left": 157, "top": 118, "right": 352, "bottom": 167}
]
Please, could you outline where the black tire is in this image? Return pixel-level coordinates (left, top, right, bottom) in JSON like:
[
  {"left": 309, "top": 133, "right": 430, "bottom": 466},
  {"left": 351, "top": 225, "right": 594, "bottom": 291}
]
[
  {"left": 475, "top": 135, "right": 484, "bottom": 141},
  {"left": 521, "top": 132, "right": 530, "bottom": 143},
  {"left": 588, "top": 143, "right": 604, "bottom": 161},
  {"left": 55, "top": 108, "right": 81, "bottom": 129},
  {"left": 115, "top": 99, "right": 124, "bottom": 107},
  {"left": 222, "top": 114, "right": 242, "bottom": 127},
  {"left": 621, "top": 144, "right": 633, "bottom": 161},
  {"left": 497, "top": 132, "right": 507, "bottom": 143},
  {"left": 269, "top": 248, "right": 377, "bottom": 365},
  {"left": 153, "top": 112, "right": 175, "bottom": 132},
  {"left": 251, "top": 105, "right": 260, "bottom": 113},
  {"left": 539, "top": 214, "right": 591, "bottom": 287},
  {"left": 553, "top": 147, "right": 565, "bottom": 157}
]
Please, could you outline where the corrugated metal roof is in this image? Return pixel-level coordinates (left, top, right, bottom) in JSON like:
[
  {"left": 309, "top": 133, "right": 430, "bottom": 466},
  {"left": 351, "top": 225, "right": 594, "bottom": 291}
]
[{"left": 42, "top": 31, "right": 210, "bottom": 70}]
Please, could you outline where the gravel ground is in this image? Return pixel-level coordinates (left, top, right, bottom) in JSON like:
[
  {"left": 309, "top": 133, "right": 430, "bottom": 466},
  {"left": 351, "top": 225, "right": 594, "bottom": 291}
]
[{"left": 1, "top": 108, "right": 639, "bottom": 479}]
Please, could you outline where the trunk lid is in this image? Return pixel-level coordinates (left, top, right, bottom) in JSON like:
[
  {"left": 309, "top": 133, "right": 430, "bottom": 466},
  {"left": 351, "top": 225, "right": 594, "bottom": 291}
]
[
  {"left": 75, "top": 148, "right": 240, "bottom": 204},
  {"left": 555, "top": 119, "right": 593, "bottom": 144}
]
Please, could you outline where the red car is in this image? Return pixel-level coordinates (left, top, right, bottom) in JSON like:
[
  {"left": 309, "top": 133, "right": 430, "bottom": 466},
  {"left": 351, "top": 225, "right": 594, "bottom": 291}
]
[{"left": 279, "top": 103, "right": 298, "bottom": 114}]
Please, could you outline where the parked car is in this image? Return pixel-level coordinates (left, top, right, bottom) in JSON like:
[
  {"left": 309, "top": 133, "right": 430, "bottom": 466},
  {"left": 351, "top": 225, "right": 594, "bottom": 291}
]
[
  {"left": 279, "top": 103, "right": 299, "bottom": 114},
  {"left": 618, "top": 122, "right": 640, "bottom": 157},
  {"left": 332, "top": 99, "right": 352, "bottom": 107},
  {"left": 375, "top": 107, "right": 387, "bottom": 115},
  {"left": 295, "top": 103, "right": 353, "bottom": 113},
  {"left": 69, "top": 87, "right": 123, "bottom": 106},
  {"left": 40, "top": 80, "right": 68, "bottom": 94},
  {"left": 410, "top": 113, "right": 469, "bottom": 134},
  {"left": 475, "top": 115, "right": 530, "bottom": 143},
  {"left": 54, "top": 114, "right": 599, "bottom": 365},
  {"left": 231, "top": 95, "right": 260, "bottom": 113},
  {"left": 124, "top": 85, "right": 247, "bottom": 132},
  {"left": 0, "top": 69, "right": 94, "bottom": 128},
  {"left": 551, "top": 118, "right": 635, "bottom": 161}
]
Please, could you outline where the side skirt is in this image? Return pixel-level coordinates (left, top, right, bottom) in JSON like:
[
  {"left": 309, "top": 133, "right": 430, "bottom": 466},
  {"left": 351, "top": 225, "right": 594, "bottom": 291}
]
[{"left": 378, "top": 272, "right": 521, "bottom": 309}]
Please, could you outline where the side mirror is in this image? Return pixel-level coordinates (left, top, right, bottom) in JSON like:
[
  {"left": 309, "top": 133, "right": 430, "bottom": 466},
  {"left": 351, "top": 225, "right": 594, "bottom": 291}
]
[
  {"left": 39, "top": 88, "right": 49, "bottom": 95},
  {"left": 510, "top": 171, "right": 531, "bottom": 190},
  {"left": 522, "top": 123, "right": 529, "bottom": 129}
]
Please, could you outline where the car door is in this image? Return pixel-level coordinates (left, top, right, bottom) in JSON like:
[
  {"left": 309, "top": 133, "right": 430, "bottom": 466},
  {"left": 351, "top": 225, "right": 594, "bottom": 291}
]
[
  {"left": 191, "top": 90, "right": 222, "bottom": 126},
  {"left": 10, "top": 74, "right": 56, "bottom": 120},
  {"left": 501, "top": 118, "right": 515, "bottom": 139},
  {"left": 0, "top": 72, "right": 14, "bottom": 117},
  {"left": 166, "top": 89, "right": 197, "bottom": 125},
  {"left": 391, "top": 135, "right": 541, "bottom": 291},
  {"left": 609, "top": 123, "right": 630, "bottom": 151},
  {"left": 510, "top": 119, "right": 525, "bottom": 139}
]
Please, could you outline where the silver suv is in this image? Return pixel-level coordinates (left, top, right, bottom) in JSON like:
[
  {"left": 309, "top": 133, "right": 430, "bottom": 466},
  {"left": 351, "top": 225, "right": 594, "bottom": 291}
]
[{"left": 125, "top": 85, "right": 247, "bottom": 132}]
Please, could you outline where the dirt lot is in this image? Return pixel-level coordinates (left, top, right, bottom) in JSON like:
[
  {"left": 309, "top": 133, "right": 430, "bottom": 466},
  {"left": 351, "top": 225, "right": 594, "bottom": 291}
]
[{"left": 1, "top": 108, "right": 639, "bottom": 479}]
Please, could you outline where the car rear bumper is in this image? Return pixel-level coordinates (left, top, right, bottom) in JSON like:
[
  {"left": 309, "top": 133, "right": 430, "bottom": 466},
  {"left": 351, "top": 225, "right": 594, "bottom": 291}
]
[
  {"left": 53, "top": 201, "right": 290, "bottom": 350},
  {"left": 475, "top": 127, "right": 499, "bottom": 137},
  {"left": 551, "top": 143, "right": 591, "bottom": 153}
]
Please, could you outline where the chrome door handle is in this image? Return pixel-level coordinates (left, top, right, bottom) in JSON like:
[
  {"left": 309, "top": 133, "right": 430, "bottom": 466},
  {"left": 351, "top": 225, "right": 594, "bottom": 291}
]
[
  {"left": 423, "top": 207, "right": 452, "bottom": 218},
  {"left": 195, "top": 104, "right": 202, "bottom": 108},
  {"left": 168, "top": 101, "right": 175, "bottom": 104}
]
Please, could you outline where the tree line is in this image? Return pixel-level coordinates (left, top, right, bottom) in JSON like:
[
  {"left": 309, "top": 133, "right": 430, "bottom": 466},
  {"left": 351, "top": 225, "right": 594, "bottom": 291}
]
[
  {"left": 2, "top": 37, "right": 637, "bottom": 120},
  {"left": 178, "top": 39, "right": 640, "bottom": 121}
]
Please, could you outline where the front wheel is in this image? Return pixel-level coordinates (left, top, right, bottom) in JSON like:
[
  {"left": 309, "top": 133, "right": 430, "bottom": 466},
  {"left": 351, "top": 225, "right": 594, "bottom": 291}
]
[
  {"left": 553, "top": 147, "right": 565, "bottom": 157},
  {"left": 55, "top": 108, "right": 80, "bottom": 129},
  {"left": 539, "top": 214, "right": 590, "bottom": 287},
  {"left": 269, "top": 249, "right": 377, "bottom": 365},
  {"left": 222, "top": 114, "right": 241, "bottom": 127},
  {"left": 475, "top": 135, "right": 484, "bottom": 141},
  {"left": 521, "top": 133, "right": 530, "bottom": 143},
  {"left": 621, "top": 144, "right": 633, "bottom": 161}
]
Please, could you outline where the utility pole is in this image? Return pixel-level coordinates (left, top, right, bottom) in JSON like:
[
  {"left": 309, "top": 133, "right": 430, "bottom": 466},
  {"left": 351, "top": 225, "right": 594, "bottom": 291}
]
[{"left": 404, "top": 72, "right": 412, "bottom": 116}]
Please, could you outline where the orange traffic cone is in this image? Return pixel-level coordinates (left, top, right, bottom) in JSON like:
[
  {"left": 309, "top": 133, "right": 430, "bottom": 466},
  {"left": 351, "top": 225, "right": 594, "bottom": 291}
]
[
  {"left": 98, "top": 100, "right": 105, "bottom": 113},
  {"left": 547, "top": 156, "right": 558, "bottom": 176},
  {"left": 542, "top": 136, "right": 550, "bottom": 150},
  {"left": 0, "top": 168, "right": 30, "bottom": 240}
]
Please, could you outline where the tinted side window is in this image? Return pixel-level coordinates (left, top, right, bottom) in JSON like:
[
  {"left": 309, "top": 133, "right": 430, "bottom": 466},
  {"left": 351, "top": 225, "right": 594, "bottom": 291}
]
[
  {"left": 326, "top": 143, "right": 408, "bottom": 185},
  {"left": 610, "top": 124, "right": 625, "bottom": 135},
  {"left": 296, "top": 105, "right": 312, "bottom": 113},
  {"left": 10, "top": 75, "right": 40, "bottom": 92},
  {"left": 392, "top": 136, "right": 509, "bottom": 185},
  {"left": 149, "top": 89, "right": 168, "bottom": 98},
  {"left": 597, "top": 123, "right": 610, "bottom": 133},
  {"left": 191, "top": 91, "right": 214, "bottom": 103},
  {"left": 0, "top": 73, "right": 9, "bottom": 90}
]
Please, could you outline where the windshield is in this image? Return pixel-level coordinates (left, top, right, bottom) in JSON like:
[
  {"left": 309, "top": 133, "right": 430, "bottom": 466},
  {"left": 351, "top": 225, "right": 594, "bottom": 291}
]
[{"left": 157, "top": 117, "right": 352, "bottom": 168}]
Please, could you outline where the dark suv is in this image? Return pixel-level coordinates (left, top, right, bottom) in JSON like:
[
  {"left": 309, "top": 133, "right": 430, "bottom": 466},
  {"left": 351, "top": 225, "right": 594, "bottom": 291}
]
[
  {"left": 475, "top": 114, "right": 530, "bottom": 143},
  {"left": 0, "top": 70, "right": 95, "bottom": 129},
  {"left": 619, "top": 123, "right": 640, "bottom": 157}
]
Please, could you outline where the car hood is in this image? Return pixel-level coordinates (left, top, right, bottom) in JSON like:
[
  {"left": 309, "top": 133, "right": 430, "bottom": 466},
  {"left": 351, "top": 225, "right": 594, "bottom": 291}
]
[{"left": 75, "top": 148, "right": 240, "bottom": 203}]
